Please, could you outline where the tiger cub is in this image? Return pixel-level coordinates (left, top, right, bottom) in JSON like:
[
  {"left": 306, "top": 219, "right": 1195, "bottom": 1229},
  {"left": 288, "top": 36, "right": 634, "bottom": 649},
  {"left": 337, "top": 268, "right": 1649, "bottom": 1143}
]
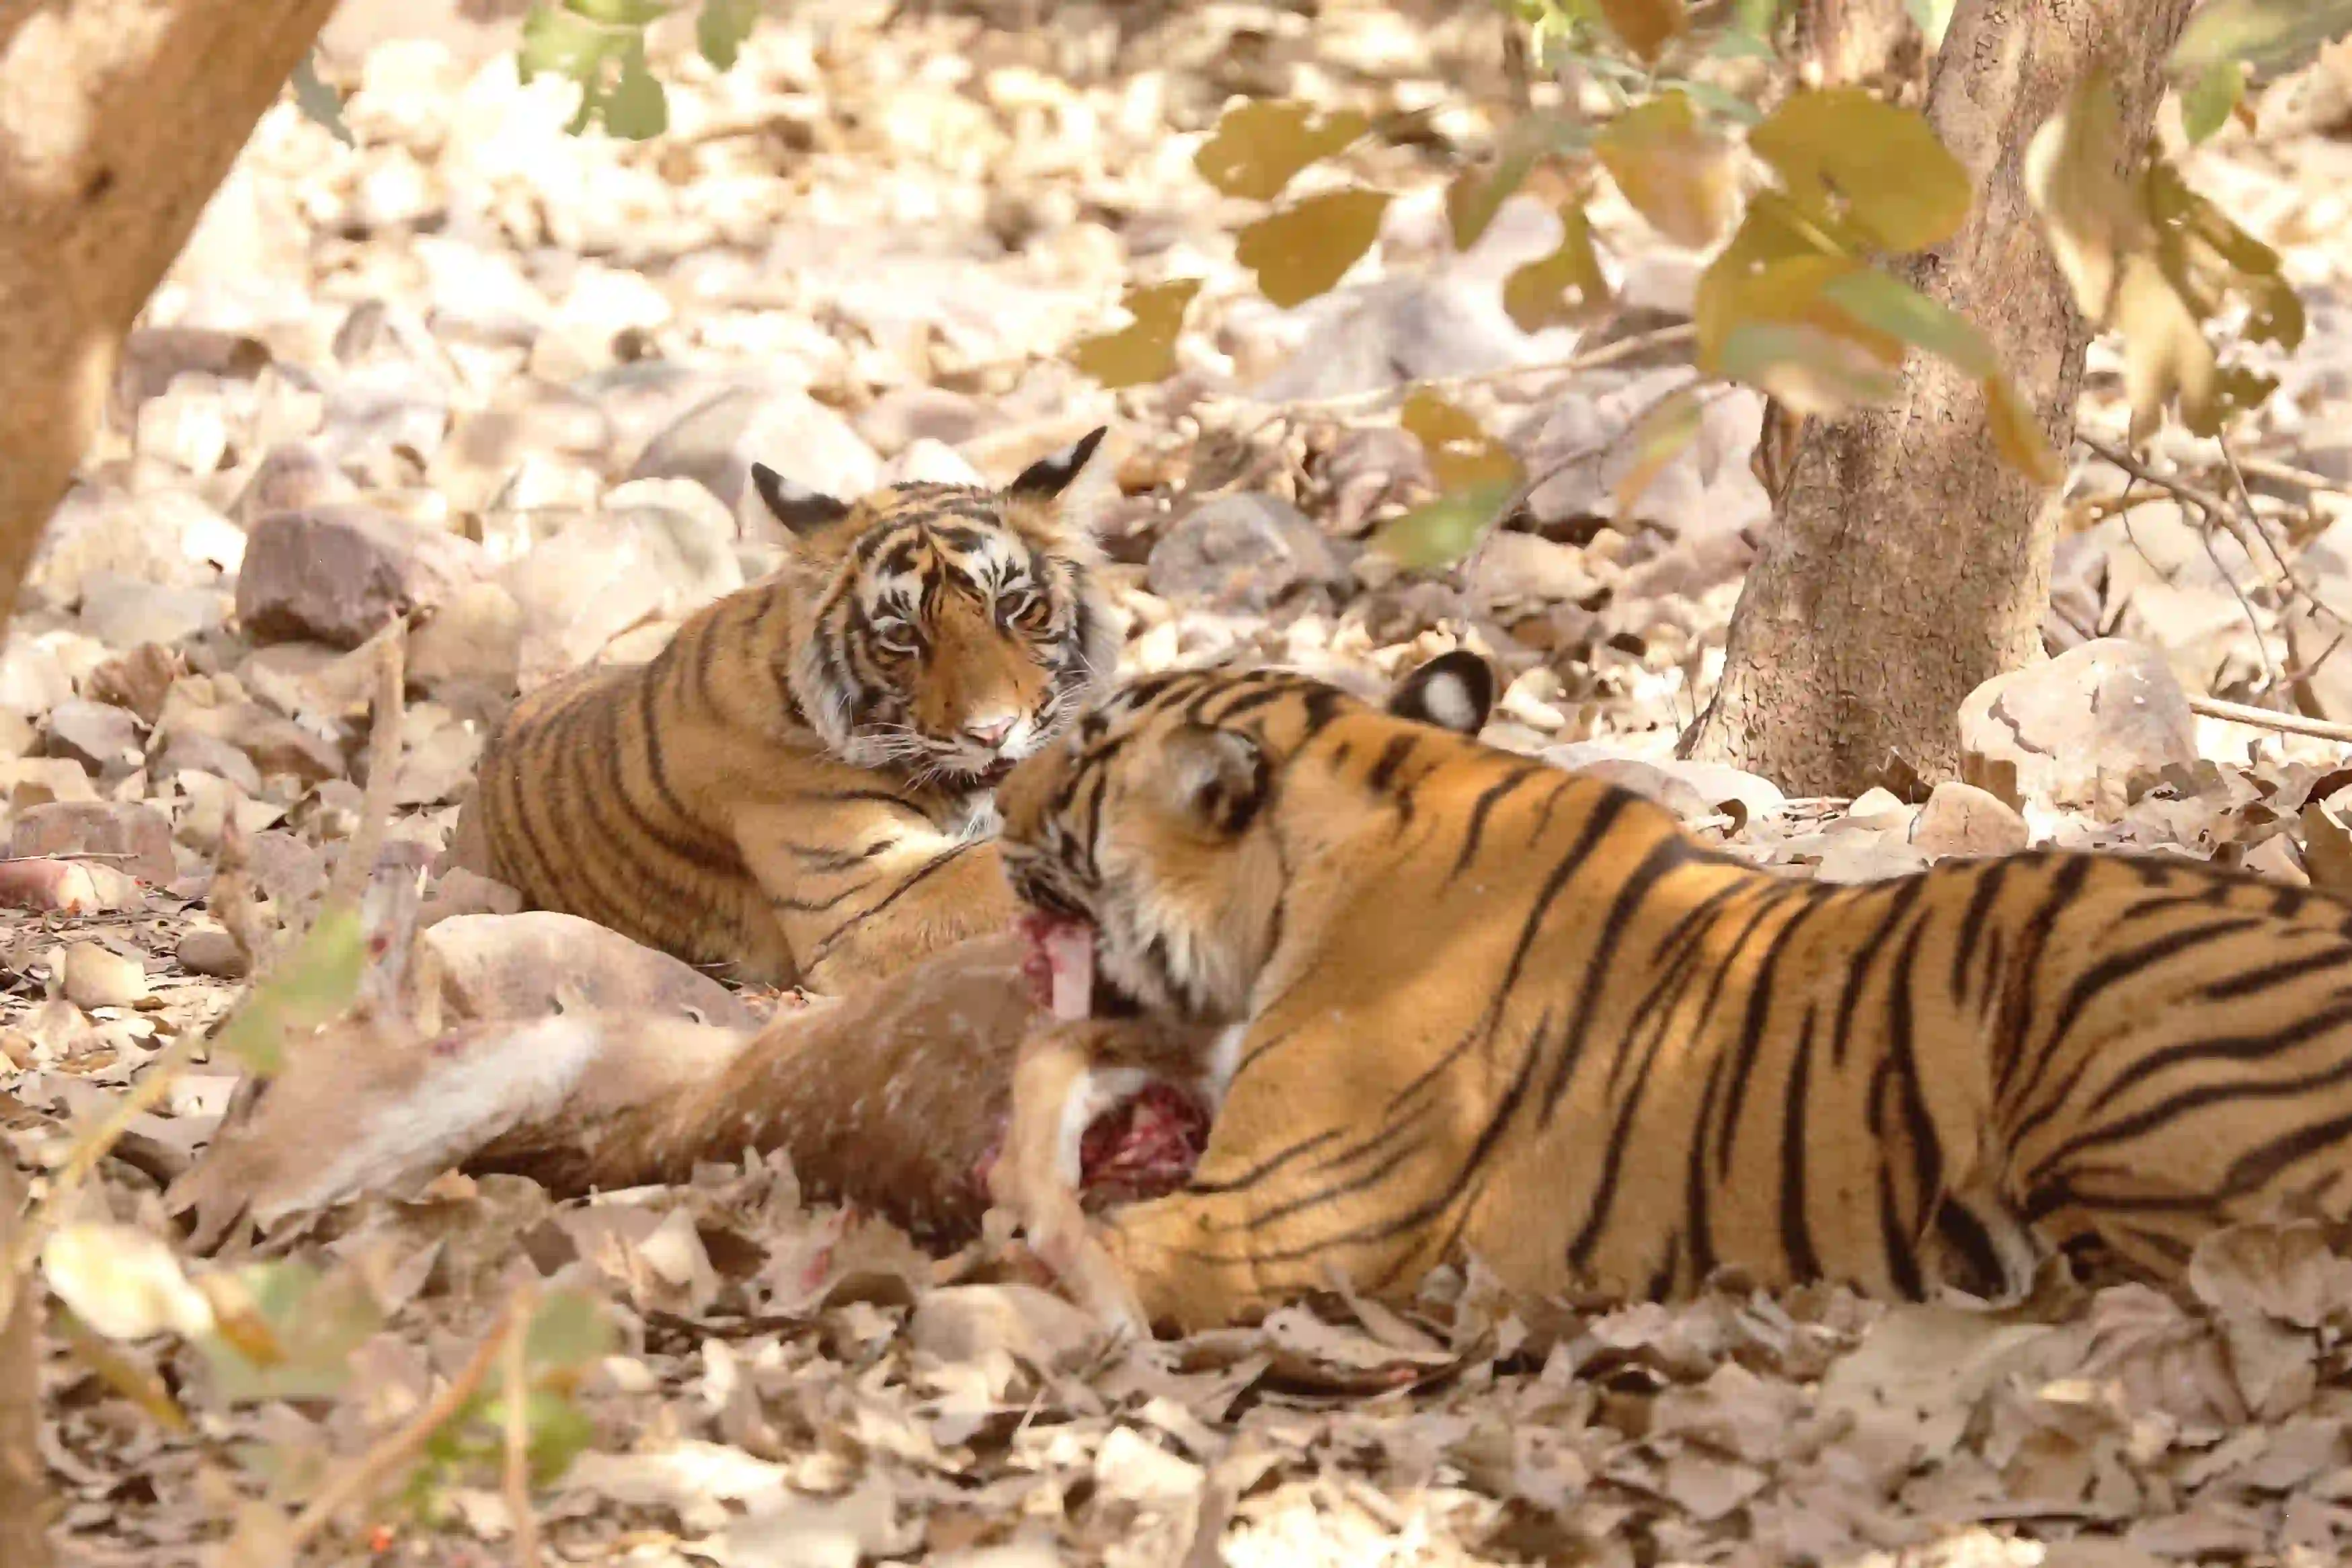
[
  {"left": 994, "top": 655, "right": 2352, "bottom": 1334},
  {"left": 453, "top": 430, "right": 1118, "bottom": 992}
]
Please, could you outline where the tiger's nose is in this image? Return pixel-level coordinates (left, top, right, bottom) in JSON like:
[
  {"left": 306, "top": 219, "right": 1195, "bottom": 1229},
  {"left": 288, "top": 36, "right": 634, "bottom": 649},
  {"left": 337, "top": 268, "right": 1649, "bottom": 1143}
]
[{"left": 964, "top": 714, "right": 1017, "bottom": 748}]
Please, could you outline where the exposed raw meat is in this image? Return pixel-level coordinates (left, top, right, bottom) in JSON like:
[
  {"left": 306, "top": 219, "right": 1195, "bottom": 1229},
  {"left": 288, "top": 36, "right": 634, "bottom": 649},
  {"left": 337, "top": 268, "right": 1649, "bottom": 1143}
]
[{"left": 1018, "top": 908, "right": 1097, "bottom": 1020}]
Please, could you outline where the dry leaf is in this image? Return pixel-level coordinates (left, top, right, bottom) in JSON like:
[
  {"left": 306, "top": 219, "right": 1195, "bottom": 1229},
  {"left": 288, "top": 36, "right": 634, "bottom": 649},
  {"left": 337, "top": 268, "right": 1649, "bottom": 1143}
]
[
  {"left": 1234, "top": 188, "right": 1393, "bottom": 308},
  {"left": 1594, "top": 93, "right": 1737, "bottom": 250},
  {"left": 1068, "top": 279, "right": 1202, "bottom": 389},
  {"left": 1192, "top": 99, "right": 1370, "bottom": 202}
]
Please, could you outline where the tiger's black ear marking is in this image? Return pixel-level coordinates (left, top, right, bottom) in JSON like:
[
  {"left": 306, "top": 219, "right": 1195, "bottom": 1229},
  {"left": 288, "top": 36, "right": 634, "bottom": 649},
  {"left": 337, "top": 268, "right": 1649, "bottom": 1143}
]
[
  {"left": 1161, "top": 724, "right": 1268, "bottom": 837},
  {"left": 1388, "top": 650, "right": 1494, "bottom": 737},
  {"left": 1008, "top": 426, "right": 1109, "bottom": 502},
  {"left": 750, "top": 462, "right": 853, "bottom": 537}
]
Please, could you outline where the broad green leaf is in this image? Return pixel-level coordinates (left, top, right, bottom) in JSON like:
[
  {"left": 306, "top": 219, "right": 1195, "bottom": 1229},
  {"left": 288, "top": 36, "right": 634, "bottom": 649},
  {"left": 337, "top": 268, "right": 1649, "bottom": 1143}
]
[
  {"left": 1234, "top": 188, "right": 1392, "bottom": 308},
  {"left": 43, "top": 1224, "right": 215, "bottom": 1341},
  {"left": 697, "top": 0, "right": 762, "bottom": 69},
  {"left": 518, "top": 2, "right": 631, "bottom": 85},
  {"left": 212, "top": 903, "right": 365, "bottom": 1076},
  {"left": 1399, "top": 391, "right": 1524, "bottom": 492},
  {"left": 1984, "top": 374, "right": 2063, "bottom": 485},
  {"left": 604, "top": 44, "right": 670, "bottom": 139},
  {"left": 1717, "top": 321, "right": 1904, "bottom": 416},
  {"left": 2172, "top": 0, "right": 2352, "bottom": 76},
  {"left": 1709, "top": 27, "right": 1778, "bottom": 61},
  {"left": 1817, "top": 268, "right": 1998, "bottom": 378},
  {"left": 1067, "top": 279, "right": 1201, "bottom": 388},
  {"left": 199, "top": 1261, "right": 383, "bottom": 1403},
  {"left": 2180, "top": 59, "right": 2245, "bottom": 145},
  {"left": 1446, "top": 149, "right": 1539, "bottom": 251},
  {"left": 1696, "top": 249, "right": 1896, "bottom": 375},
  {"left": 1192, "top": 100, "right": 1371, "bottom": 202},
  {"left": 289, "top": 52, "right": 354, "bottom": 147},
  {"left": 525, "top": 1288, "right": 617, "bottom": 1377},
  {"left": 1613, "top": 390, "right": 1704, "bottom": 514},
  {"left": 1369, "top": 481, "right": 1518, "bottom": 571},
  {"left": 1594, "top": 0, "right": 1688, "bottom": 62},
  {"left": 1594, "top": 93, "right": 1737, "bottom": 249},
  {"left": 2023, "top": 70, "right": 2141, "bottom": 324},
  {"left": 1749, "top": 87, "right": 1972, "bottom": 253},
  {"left": 1663, "top": 77, "right": 1764, "bottom": 126},
  {"left": 1503, "top": 202, "right": 1610, "bottom": 329}
]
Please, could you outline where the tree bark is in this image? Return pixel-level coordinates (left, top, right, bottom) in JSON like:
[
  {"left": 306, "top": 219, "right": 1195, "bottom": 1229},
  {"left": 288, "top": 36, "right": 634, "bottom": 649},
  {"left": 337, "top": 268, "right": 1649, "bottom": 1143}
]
[
  {"left": 1682, "top": 0, "right": 2195, "bottom": 794},
  {"left": 0, "top": 1164, "right": 49, "bottom": 1568},
  {"left": 0, "top": 0, "right": 340, "bottom": 630}
]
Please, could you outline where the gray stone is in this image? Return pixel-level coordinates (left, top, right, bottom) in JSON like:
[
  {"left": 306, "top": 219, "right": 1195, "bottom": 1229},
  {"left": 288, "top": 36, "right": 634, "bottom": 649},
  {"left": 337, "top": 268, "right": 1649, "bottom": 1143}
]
[
  {"left": 44, "top": 701, "right": 143, "bottom": 779},
  {"left": 76, "top": 575, "right": 233, "bottom": 650},
  {"left": 233, "top": 444, "right": 359, "bottom": 524},
  {"left": 1959, "top": 638, "right": 2197, "bottom": 813},
  {"left": 1144, "top": 494, "right": 1351, "bottom": 614},
  {"left": 409, "top": 580, "right": 523, "bottom": 699},
  {"left": 235, "top": 504, "right": 488, "bottom": 649},
  {"left": 502, "top": 481, "right": 742, "bottom": 689},
  {"left": 153, "top": 730, "right": 264, "bottom": 795},
  {"left": 9, "top": 801, "right": 177, "bottom": 886},
  {"left": 629, "top": 385, "right": 881, "bottom": 537},
  {"left": 1910, "top": 780, "right": 2031, "bottom": 859},
  {"left": 853, "top": 385, "right": 994, "bottom": 455},
  {"left": 1540, "top": 744, "right": 1788, "bottom": 824}
]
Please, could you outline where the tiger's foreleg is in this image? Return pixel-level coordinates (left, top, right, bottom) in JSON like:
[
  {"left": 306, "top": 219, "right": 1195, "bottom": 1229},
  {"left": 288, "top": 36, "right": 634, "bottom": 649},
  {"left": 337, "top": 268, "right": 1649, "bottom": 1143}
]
[{"left": 734, "top": 801, "right": 1021, "bottom": 992}]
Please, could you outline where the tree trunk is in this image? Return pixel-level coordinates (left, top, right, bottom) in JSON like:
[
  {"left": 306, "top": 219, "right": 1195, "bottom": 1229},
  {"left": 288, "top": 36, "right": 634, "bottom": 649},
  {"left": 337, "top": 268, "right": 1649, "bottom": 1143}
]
[
  {"left": 0, "top": 1165, "right": 48, "bottom": 1568},
  {"left": 1682, "top": 0, "right": 2195, "bottom": 794},
  {"left": 0, "top": 0, "right": 340, "bottom": 629}
]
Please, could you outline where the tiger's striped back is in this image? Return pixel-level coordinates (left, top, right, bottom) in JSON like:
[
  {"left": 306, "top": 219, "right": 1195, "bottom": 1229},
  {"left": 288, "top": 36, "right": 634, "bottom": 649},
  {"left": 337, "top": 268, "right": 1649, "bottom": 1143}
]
[{"left": 994, "top": 660, "right": 2352, "bottom": 1330}]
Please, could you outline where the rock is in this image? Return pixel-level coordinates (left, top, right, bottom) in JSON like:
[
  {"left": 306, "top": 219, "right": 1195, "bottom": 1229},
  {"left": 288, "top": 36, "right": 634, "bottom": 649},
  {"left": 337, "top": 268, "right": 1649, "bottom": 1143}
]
[
  {"left": 30, "top": 485, "right": 245, "bottom": 605},
  {"left": 502, "top": 481, "right": 742, "bottom": 690},
  {"left": 10, "top": 801, "right": 177, "bottom": 886},
  {"left": 0, "top": 857, "right": 139, "bottom": 915},
  {"left": 1909, "top": 781, "right": 2031, "bottom": 859},
  {"left": 435, "top": 381, "right": 615, "bottom": 511},
  {"left": 113, "top": 327, "right": 270, "bottom": 420},
  {"left": 1958, "top": 639, "right": 2196, "bottom": 813},
  {"left": 1249, "top": 274, "right": 1567, "bottom": 404},
  {"left": 418, "top": 912, "right": 756, "bottom": 1030},
  {"left": 418, "top": 867, "right": 524, "bottom": 929},
  {"left": 176, "top": 927, "right": 249, "bottom": 980},
  {"left": 233, "top": 444, "right": 358, "bottom": 524},
  {"left": 879, "top": 438, "right": 988, "bottom": 487},
  {"left": 1542, "top": 744, "right": 1789, "bottom": 824},
  {"left": 1144, "top": 494, "right": 1351, "bottom": 614},
  {"left": 853, "top": 385, "right": 993, "bottom": 455},
  {"left": 908, "top": 1284, "right": 1103, "bottom": 1372},
  {"left": 1519, "top": 373, "right": 1773, "bottom": 535},
  {"left": 135, "top": 377, "right": 233, "bottom": 475},
  {"left": 246, "top": 831, "right": 327, "bottom": 912},
  {"left": 76, "top": 576, "right": 233, "bottom": 650},
  {"left": 155, "top": 679, "right": 346, "bottom": 785},
  {"left": 61, "top": 943, "right": 149, "bottom": 1010},
  {"left": 0, "top": 638, "right": 73, "bottom": 721},
  {"left": 408, "top": 581, "right": 522, "bottom": 699},
  {"left": 392, "top": 703, "right": 483, "bottom": 806},
  {"left": 1467, "top": 533, "right": 1602, "bottom": 616},
  {"left": 627, "top": 385, "right": 881, "bottom": 538},
  {"left": 44, "top": 701, "right": 143, "bottom": 779},
  {"left": 153, "top": 731, "right": 265, "bottom": 796},
  {"left": 85, "top": 645, "right": 185, "bottom": 726},
  {"left": 235, "top": 504, "right": 488, "bottom": 649},
  {"left": 1, "top": 758, "right": 97, "bottom": 808}
]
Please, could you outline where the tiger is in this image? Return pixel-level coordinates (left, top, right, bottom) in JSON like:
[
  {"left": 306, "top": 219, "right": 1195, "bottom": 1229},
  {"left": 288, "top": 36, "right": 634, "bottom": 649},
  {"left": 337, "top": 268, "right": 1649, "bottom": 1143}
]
[
  {"left": 450, "top": 428, "right": 1119, "bottom": 992},
  {"left": 990, "top": 652, "right": 2352, "bottom": 1335}
]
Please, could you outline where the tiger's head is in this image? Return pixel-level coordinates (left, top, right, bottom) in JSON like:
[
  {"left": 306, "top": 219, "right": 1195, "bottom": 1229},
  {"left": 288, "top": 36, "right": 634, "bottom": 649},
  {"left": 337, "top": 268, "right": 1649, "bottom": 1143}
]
[
  {"left": 996, "top": 651, "right": 1497, "bottom": 1025},
  {"left": 751, "top": 428, "right": 1119, "bottom": 789}
]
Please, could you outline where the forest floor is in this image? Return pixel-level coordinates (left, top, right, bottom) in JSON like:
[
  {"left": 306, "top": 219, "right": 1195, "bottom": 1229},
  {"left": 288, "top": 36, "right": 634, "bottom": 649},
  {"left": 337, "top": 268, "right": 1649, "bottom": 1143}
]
[{"left": 16, "top": 2, "right": 2352, "bottom": 1563}]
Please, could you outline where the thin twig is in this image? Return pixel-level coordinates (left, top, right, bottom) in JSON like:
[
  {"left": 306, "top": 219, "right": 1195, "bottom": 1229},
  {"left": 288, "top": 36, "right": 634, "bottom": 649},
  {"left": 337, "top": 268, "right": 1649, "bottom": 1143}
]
[
  {"left": 286, "top": 1292, "right": 524, "bottom": 1553},
  {"left": 502, "top": 1284, "right": 543, "bottom": 1568},
  {"left": 2189, "top": 693, "right": 2352, "bottom": 744}
]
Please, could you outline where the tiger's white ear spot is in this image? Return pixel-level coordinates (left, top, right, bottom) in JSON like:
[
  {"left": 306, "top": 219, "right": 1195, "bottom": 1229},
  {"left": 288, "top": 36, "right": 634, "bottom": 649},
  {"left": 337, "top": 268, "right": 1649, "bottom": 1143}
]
[{"left": 1387, "top": 650, "right": 1494, "bottom": 736}]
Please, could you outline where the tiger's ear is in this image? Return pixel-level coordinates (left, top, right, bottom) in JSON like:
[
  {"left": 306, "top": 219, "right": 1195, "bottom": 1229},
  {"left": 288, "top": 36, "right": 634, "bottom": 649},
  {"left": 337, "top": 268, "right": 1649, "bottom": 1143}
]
[
  {"left": 1009, "top": 426, "right": 1109, "bottom": 502},
  {"left": 1159, "top": 724, "right": 1268, "bottom": 838},
  {"left": 1388, "top": 650, "right": 1494, "bottom": 736},
  {"left": 750, "top": 463, "right": 853, "bottom": 538}
]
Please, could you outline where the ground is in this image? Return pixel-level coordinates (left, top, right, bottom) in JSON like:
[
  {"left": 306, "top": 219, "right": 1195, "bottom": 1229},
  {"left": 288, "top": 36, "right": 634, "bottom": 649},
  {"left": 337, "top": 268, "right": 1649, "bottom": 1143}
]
[{"left": 13, "top": 1, "right": 2352, "bottom": 1563}]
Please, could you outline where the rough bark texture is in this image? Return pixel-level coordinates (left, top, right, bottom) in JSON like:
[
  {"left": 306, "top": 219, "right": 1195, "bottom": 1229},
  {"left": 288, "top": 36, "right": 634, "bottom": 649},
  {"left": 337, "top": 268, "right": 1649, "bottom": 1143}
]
[
  {"left": 0, "top": 1165, "right": 48, "bottom": 1568},
  {"left": 1683, "top": 0, "right": 2195, "bottom": 794},
  {"left": 0, "top": 0, "right": 339, "bottom": 631}
]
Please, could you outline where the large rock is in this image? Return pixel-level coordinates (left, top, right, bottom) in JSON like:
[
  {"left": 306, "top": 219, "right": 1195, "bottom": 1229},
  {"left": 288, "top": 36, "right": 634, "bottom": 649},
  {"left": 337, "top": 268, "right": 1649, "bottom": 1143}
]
[
  {"left": 235, "top": 505, "right": 488, "bottom": 649},
  {"left": 1908, "top": 779, "right": 2031, "bottom": 859},
  {"left": 627, "top": 385, "right": 881, "bottom": 538},
  {"left": 9, "top": 801, "right": 177, "bottom": 887},
  {"left": 76, "top": 576, "right": 232, "bottom": 650},
  {"left": 419, "top": 912, "right": 756, "bottom": 1030},
  {"left": 409, "top": 580, "right": 522, "bottom": 700},
  {"left": 1541, "top": 743, "right": 1788, "bottom": 824},
  {"left": 232, "top": 444, "right": 358, "bottom": 524},
  {"left": 30, "top": 485, "right": 245, "bottom": 606},
  {"left": 1144, "top": 494, "right": 1351, "bottom": 614},
  {"left": 1959, "top": 638, "right": 2196, "bottom": 813},
  {"left": 43, "top": 701, "right": 143, "bottom": 781},
  {"left": 502, "top": 481, "right": 742, "bottom": 690}
]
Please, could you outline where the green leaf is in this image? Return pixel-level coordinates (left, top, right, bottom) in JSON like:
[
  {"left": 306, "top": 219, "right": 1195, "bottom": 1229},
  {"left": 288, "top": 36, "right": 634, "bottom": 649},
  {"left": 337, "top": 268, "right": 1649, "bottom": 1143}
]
[
  {"left": 2180, "top": 58, "right": 2246, "bottom": 145},
  {"left": 1717, "top": 321, "right": 1905, "bottom": 416},
  {"left": 1192, "top": 100, "right": 1371, "bottom": 202},
  {"left": 518, "top": 2, "right": 632, "bottom": 85},
  {"left": 524, "top": 1289, "right": 617, "bottom": 1376},
  {"left": 1594, "top": 0, "right": 1688, "bottom": 62},
  {"left": 1234, "top": 188, "right": 1392, "bottom": 308},
  {"left": 1595, "top": 92, "right": 1738, "bottom": 249},
  {"left": 212, "top": 903, "right": 366, "bottom": 1076},
  {"left": 566, "top": 0, "right": 672, "bottom": 22},
  {"left": 1369, "top": 481, "right": 1518, "bottom": 572},
  {"left": 1066, "top": 278, "right": 1201, "bottom": 389},
  {"left": 1817, "top": 268, "right": 1999, "bottom": 378},
  {"left": 1661, "top": 77, "right": 1764, "bottom": 126},
  {"left": 199, "top": 1261, "right": 384, "bottom": 1403},
  {"left": 1399, "top": 391, "right": 1524, "bottom": 492},
  {"left": 603, "top": 44, "right": 670, "bottom": 139},
  {"left": 1614, "top": 390, "right": 1705, "bottom": 514},
  {"left": 1748, "top": 87, "right": 1973, "bottom": 253},
  {"left": 697, "top": 0, "right": 762, "bottom": 69},
  {"left": 1446, "top": 149, "right": 1539, "bottom": 252},
  {"left": 2172, "top": 0, "right": 2352, "bottom": 77},
  {"left": 1503, "top": 202, "right": 1610, "bottom": 330},
  {"left": 289, "top": 52, "right": 354, "bottom": 147}
]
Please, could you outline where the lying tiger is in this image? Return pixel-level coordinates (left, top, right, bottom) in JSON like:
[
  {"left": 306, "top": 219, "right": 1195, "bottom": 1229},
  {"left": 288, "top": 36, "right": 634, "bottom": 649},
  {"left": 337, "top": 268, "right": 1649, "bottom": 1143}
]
[
  {"left": 992, "top": 654, "right": 2352, "bottom": 1335},
  {"left": 450, "top": 430, "right": 1118, "bottom": 991}
]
